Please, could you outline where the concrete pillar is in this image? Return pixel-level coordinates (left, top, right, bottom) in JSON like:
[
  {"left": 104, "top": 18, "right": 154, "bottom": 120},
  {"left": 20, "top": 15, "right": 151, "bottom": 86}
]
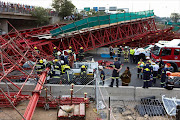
[{"left": 0, "top": 19, "right": 8, "bottom": 34}]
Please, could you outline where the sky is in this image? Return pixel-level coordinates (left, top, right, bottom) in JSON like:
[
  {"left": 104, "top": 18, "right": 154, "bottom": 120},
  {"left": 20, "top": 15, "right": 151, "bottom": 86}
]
[{"left": 1, "top": 0, "right": 180, "bottom": 17}]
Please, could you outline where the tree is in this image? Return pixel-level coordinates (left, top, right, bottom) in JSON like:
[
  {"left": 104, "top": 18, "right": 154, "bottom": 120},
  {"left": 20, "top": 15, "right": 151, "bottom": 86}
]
[
  {"left": 31, "top": 7, "right": 49, "bottom": 26},
  {"left": 52, "top": 0, "right": 75, "bottom": 18},
  {"left": 170, "top": 13, "right": 180, "bottom": 23}
]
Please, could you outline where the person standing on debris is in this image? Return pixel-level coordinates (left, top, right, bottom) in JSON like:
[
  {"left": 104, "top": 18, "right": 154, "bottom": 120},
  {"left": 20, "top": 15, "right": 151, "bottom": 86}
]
[
  {"left": 134, "top": 47, "right": 139, "bottom": 64},
  {"left": 120, "top": 67, "right": 131, "bottom": 86},
  {"left": 68, "top": 50, "right": 74, "bottom": 68},
  {"left": 35, "top": 59, "right": 45, "bottom": 74},
  {"left": 79, "top": 47, "right": 84, "bottom": 62},
  {"left": 51, "top": 59, "right": 61, "bottom": 84},
  {"left": 33, "top": 46, "right": 40, "bottom": 59},
  {"left": 142, "top": 60, "right": 152, "bottom": 88},
  {"left": 160, "top": 65, "right": 166, "bottom": 87},
  {"left": 123, "top": 46, "right": 129, "bottom": 62},
  {"left": 137, "top": 58, "right": 144, "bottom": 79},
  {"left": 109, "top": 46, "right": 113, "bottom": 59},
  {"left": 99, "top": 66, "right": 105, "bottom": 86},
  {"left": 130, "top": 47, "right": 135, "bottom": 63},
  {"left": 109, "top": 57, "right": 122, "bottom": 87},
  {"left": 117, "top": 46, "right": 122, "bottom": 61},
  {"left": 53, "top": 47, "right": 58, "bottom": 58},
  {"left": 152, "top": 63, "right": 159, "bottom": 84}
]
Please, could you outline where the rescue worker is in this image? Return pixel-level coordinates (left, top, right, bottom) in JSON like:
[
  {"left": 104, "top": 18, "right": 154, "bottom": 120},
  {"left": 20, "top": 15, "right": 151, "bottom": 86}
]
[
  {"left": 51, "top": 59, "right": 61, "bottom": 84},
  {"left": 146, "top": 57, "right": 151, "bottom": 64},
  {"left": 69, "top": 46, "right": 74, "bottom": 54},
  {"left": 152, "top": 63, "right": 159, "bottom": 84},
  {"left": 109, "top": 46, "right": 113, "bottom": 59},
  {"left": 68, "top": 50, "right": 74, "bottom": 68},
  {"left": 99, "top": 66, "right": 105, "bottom": 86},
  {"left": 123, "top": 46, "right": 129, "bottom": 62},
  {"left": 120, "top": 67, "right": 131, "bottom": 86},
  {"left": 156, "top": 58, "right": 165, "bottom": 78},
  {"left": 61, "top": 64, "right": 70, "bottom": 75},
  {"left": 137, "top": 59, "right": 145, "bottom": 79},
  {"left": 62, "top": 65, "right": 71, "bottom": 84},
  {"left": 46, "top": 61, "right": 53, "bottom": 83},
  {"left": 79, "top": 47, "right": 84, "bottom": 62},
  {"left": 160, "top": 65, "right": 166, "bottom": 87},
  {"left": 33, "top": 46, "right": 40, "bottom": 59},
  {"left": 53, "top": 47, "right": 58, "bottom": 58},
  {"left": 109, "top": 57, "right": 122, "bottom": 87},
  {"left": 80, "top": 65, "right": 87, "bottom": 84},
  {"left": 142, "top": 60, "right": 152, "bottom": 88},
  {"left": 134, "top": 47, "right": 139, "bottom": 64},
  {"left": 35, "top": 59, "right": 45, "bottom": 74},
  {"left": 117, "top": 46, "right": 122, "bottom": 61},
  {"left": 130, "top": 48, "right": 135, "bottom": 63}
]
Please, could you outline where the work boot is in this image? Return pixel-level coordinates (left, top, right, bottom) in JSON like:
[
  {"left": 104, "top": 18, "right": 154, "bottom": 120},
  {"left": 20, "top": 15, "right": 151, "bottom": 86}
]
[
  {"left": 109, "top": 85, "right": 113, "bottom": 87},
  {"left": 140, "top": 75, "right": 143, "bottom": 79}
]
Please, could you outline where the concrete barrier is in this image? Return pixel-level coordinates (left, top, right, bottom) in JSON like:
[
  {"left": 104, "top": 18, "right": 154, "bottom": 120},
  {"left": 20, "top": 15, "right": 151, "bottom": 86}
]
[{"left": 1, "top": 83, "right": 180, "bottom": 101}]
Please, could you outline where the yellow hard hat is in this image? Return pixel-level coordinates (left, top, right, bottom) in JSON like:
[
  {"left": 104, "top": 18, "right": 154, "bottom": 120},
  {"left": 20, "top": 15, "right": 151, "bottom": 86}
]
[
  {"left": 65, "top": 65, "right": 70, "bottom": 69},
  {"left": 81, "top": 65, "right": 85, "bottom": 68},
  {"left": 39, "top": 59, "right": 43, "bottom": 63},
  {"left": 80, "top": 47, "right": 83, "bottom": 49},
  {"left": 69, "top": 46, "right": 72, "bottom": 49},
  {"left": 34, "top": 46, "right": 37, "bottom": 49},
  {"left": 54, "top": 47, "right": 56, "bottom": 49},
  {"left": 54, "top": 59, "right": 58, "bottom": 62},
  {"left": 68, "top": 50, "right": 72, "bottom": 53}
]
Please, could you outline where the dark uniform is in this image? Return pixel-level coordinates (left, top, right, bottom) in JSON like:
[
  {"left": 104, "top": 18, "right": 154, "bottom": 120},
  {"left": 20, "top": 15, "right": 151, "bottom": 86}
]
[
  {"left": 35, "top": 62, "right": 45, "bottom": 74},
  {"left": 156, "top": 60, "right": 165, "bottom": 78},
  {"left": 143, "top": 63, "right": 152, "bottom": 88},
  {"left": 117, "top": 48, "right": 122, "bottom": 61},
  {"left": 110, "top": 61, "right": 122, "bottom": 87},
  {"left": 53, "top": 49, "right": 58, "bottom": 58},
  {"left": 109, "top": 47, "right": 113, "bottom": 59},
  {"left": 79, "top": 49, "right": 84, "bottom": 62},
  {"left": 80, "top": 66, "right": 87, "bottom": 84},
  {"left": 100, "top": 70, "right": 105, "bottom": 85},
  {"left": 51, "top": 62, "right": 61, "bottom": 84},
  {"left": 160, "top": 67, "right": 166, "bottom": 87}
]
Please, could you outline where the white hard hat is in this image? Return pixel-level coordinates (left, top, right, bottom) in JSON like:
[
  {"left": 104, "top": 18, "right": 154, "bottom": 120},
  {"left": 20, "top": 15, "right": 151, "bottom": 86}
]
[
  {"left": 43, "top": 59, "right": 47, "bottom": 63},
  {"left": 61, "top": 60, "right": 64, "bottom": 64},
  {"left": 146, "top": 57, "right": 150, "bottom": 59},
  {"left": 57, "top": 51, "right": 61, "bottom": 56},
  {"left": 99, "top": 66, "right": 103, "bottom": 70}
]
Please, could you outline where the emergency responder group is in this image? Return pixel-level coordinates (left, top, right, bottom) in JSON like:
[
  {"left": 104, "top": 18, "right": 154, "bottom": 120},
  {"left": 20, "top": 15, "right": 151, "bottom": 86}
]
[
  {"left": 108, "top": 46, "right": 168, "bottom": 88},
  {"left": 34, "top": 46, "right": 87, "bottom": 84}
]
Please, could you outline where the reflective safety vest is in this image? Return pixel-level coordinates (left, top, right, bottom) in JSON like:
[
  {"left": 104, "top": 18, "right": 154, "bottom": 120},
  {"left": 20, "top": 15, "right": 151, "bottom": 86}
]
[
  {"left": 130, "top": 49, "right": 135, "bottom": 55},
  {"left": 80, "top": 68, "right": 87, "bottom": 78},
  {"left": 52, "top": 63, "right": 61, "bottom": 78},
  {"left": 53, "top": 50, "right": 58, "bottom": 57},
  {"left": 137, "top": 61, "right": 145, "bottom": 68},
  {"left": 61, "top": 64, "right": 70, "bottom": 74},
  {"left": 117, "top": 49, "right": 121, "bottom": 54},
  {"left": 143, "top": 64, "right": 152, "bottom": 73},
  {"left": 79, "top": 50, "right": 84, "bottom": 57},
  {"left": 123, "top": 50, "right": 129, "bottom": 56},
  {"left": 35, "top": 63, "right": 45, "bottom": 72}
]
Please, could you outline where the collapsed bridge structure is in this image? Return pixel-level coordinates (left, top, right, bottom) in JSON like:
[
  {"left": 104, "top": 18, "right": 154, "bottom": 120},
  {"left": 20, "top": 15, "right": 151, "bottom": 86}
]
[{"left": 0, "top": 10, "right": 178, "bottom": 120}]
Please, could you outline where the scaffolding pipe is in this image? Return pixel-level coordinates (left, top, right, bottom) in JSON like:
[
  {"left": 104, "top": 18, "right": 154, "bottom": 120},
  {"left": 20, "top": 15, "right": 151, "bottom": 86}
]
[{"left": 22, "top": 68, "right": 49, "bottom": 120}]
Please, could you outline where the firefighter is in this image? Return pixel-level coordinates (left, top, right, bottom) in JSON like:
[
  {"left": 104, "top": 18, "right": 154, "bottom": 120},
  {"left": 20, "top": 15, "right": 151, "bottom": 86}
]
[
  {"left": 109, "top": 57, "right": 122, "bottom": 87},
  {"left": 46, "top": 61, "right": 53, "bottom": 83},
  {"left": 68, "top": 50, "right": 74, "bottom": 68},
  {"left": 69, "top": 46, "right": 74, "bottom": 54},
  {"left": 156, "top": 58, "right": 165, "bottom": 78},
  {"left": 137, "top": 58, "right": 145, "bottom": 79},
  {"left": 35, "top": 59, "right": 45, "bottom": 74},
  {"left": 51, "top": 59, "right": 61, "bottom": 84},
  {"left": 79, "top": 47, "right": 84, "bottom": 62},
  {"left": 61, "top": 65, "right": 71, "bottom": 84},
  {"left": 152, "top": 63, "right": 159, "bottom": 84},
  {"left": 109, "top": 46, "right": 113, "bottom": 59},
  {"left": 130, "top": 48, "right": 135, "bottom": 63},
  {"left": 99, "top": 66, "right": 105, "bottom": 86},
  {"left": 142, "top": 61, "right": 152, "bottom": 88},
  {"left": 123, "top": 46, "right": 129, "bottom": 62},
  {"left": 117, "top": 46, "right": 122, "bottom": 61},
  {"left": 160, "top": 65, "right": 166, "bottom": 87},
  {"left": 80, "top": 65, "right": 87, "bottom": 83},
  {"left": 53, "top": 47, "right": 58, "bottom": 58},
  {"left": 33, "top": 46, "right": 40, "bottom": 59}
]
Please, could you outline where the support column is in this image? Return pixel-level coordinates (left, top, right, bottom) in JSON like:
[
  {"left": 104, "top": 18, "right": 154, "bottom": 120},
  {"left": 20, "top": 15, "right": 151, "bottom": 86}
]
[{"left": 0, "top": 19, "right": 8, "bottom": 34}]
